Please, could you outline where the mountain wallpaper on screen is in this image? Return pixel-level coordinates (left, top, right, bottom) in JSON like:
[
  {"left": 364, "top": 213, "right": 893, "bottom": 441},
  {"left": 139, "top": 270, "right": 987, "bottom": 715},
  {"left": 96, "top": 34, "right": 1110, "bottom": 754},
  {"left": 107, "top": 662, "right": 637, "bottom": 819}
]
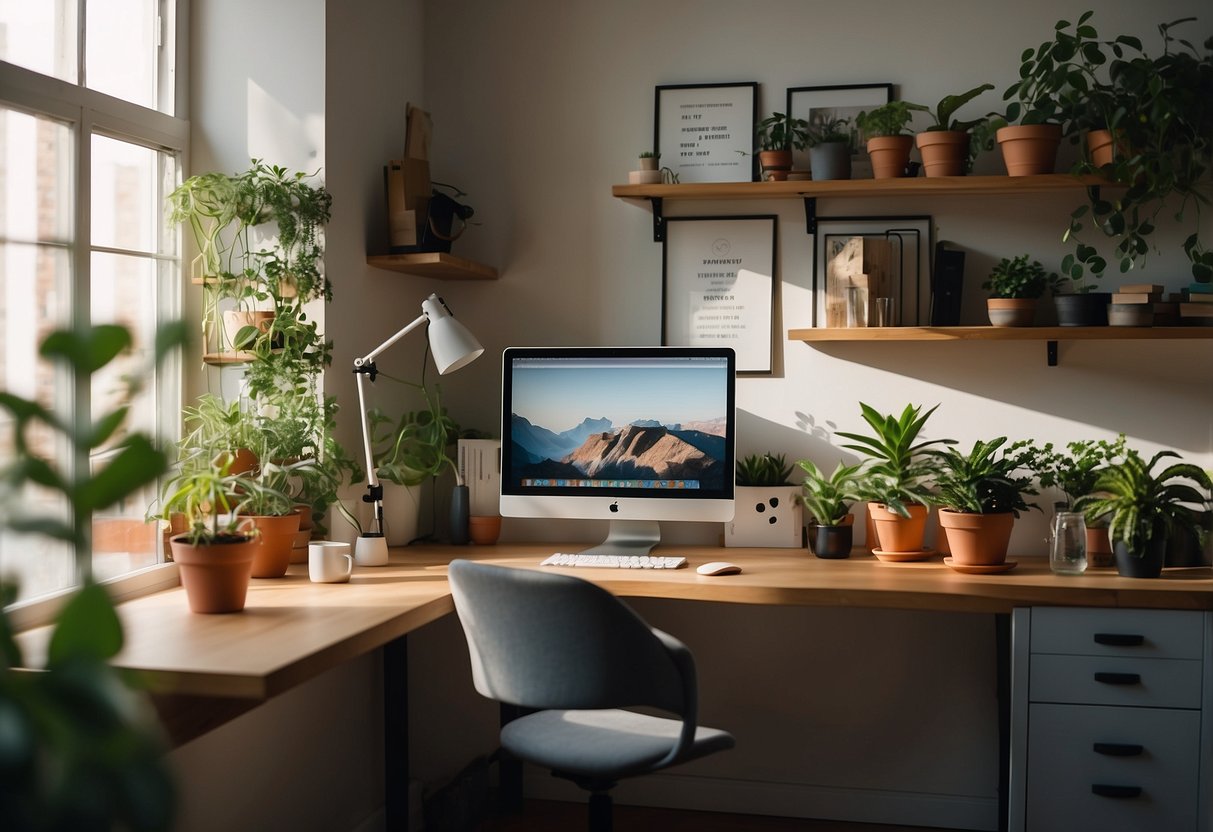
[{"left": 510, "top": 414, "right": 727, "bottom": 488}]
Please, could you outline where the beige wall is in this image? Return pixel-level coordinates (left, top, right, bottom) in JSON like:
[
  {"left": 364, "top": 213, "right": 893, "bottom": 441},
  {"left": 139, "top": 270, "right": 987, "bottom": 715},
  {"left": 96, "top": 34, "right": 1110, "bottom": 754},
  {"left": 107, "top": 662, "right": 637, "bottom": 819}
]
[{"left": 175, "top": 1, "right": 1213, "bottom": 830}]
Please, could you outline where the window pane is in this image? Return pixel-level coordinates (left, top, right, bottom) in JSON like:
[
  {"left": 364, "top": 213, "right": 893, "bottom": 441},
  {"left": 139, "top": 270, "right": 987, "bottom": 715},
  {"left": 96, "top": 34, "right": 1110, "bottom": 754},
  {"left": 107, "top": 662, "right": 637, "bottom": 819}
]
[
  {"left": 0, "top": 0, "right": 78, "bottom": 84},
  {"left": 90, "top": 250, "right": 162, "bottom": 579},
  {"left": 85, "top": 0, "right": 159, "bottom": 111},
  {"left": 0, "top": 242, "right": 74, "bottom": 602},
  {"left": 92, "top": 134, "right": 163, "bottom": 254},
  {"left": 0, "top": 108, "right": 73, "bottom": 243}
]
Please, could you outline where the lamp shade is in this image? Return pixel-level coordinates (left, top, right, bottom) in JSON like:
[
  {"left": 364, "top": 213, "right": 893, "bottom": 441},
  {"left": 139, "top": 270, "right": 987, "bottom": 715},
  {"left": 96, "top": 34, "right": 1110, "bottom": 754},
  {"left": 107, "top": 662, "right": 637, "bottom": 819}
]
[{"left": 423, "top": 295, "right": 484, "bottom": 374}]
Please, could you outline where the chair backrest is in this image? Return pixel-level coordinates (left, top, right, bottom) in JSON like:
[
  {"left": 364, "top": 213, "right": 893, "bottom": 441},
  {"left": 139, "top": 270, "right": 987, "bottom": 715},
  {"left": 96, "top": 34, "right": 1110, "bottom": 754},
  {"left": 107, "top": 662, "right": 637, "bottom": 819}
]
[{"left": 448, "top": 559, "right": 689, "bottom": 715}]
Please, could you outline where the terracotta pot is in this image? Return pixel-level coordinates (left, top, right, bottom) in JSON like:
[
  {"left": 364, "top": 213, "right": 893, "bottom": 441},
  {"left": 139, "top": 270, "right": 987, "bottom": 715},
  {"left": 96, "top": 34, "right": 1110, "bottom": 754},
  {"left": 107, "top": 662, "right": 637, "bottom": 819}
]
[
  {"left": 293, "top": 504, "right": 315, "bottom": 531},
  {"left": 987, "top": 298, "right": 1037, "bottom": 327},
  {"left": 468, "top": 515, "right": 502, "bottom": 545},
  {"left": 758, "top": 149, "right": 793, "bottom": 181},
  {"left": 213, "top": 447, "right": 259, "bottom": 477},
  {"left": 1086, "top": 129, "right": 1114, "bottom": 168},
  {"left": 1086, "top": 524, "right": 1114, "bottom": 568},
  {"left": 916, "top": 130, "right": 969, "bottom": 177},
  {"left": 869, "top": 502, "right": 929, "bottom": 553},
  {"left": 638, "top": 156, "right": 659, "bottom": 171},
  {"left": 289, "top": 504, "right": 315, "bottom": 564},
  {"left": 866, "top": 135, "right": 914, "bottom": 179},
  {"left": 996, "top": 124, "right": 1062, "bottom": 176},
  {"left": 221, "top": 310, "right": 275, "bottom": 352},
  {"left": 938, "top": 510, "right": 1015, "bottom": 565},
  {"left": 170, "top": 533, "right": 257, "bottom": 614},
  {"left": 241, "top": 513, "right": 302, "bottom": 578},
  {"left": 864, "top": 510, "right": 878, "bottom": 552}
]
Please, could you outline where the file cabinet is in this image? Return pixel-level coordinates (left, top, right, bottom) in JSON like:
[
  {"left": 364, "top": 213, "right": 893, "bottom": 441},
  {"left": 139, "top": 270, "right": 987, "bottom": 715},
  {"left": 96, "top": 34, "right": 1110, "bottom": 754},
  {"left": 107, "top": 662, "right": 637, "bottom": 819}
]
[{"left": 1010, "top": 607, "right": 1213, "bottom": 832}]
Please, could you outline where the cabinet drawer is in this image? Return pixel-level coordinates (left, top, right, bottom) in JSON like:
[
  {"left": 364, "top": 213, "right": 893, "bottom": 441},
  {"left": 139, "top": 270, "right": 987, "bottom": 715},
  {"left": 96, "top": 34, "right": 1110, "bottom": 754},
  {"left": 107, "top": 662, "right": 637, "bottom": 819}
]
[
  {"left": 1031, "top": 608, "right": 1204, "bottom": 659},
  {"left": 1025, "top": 703, "right": 1198, "bottom": 832},
  {"left": 1029, "top": 654, "right": 1203, "bottom": 709}
]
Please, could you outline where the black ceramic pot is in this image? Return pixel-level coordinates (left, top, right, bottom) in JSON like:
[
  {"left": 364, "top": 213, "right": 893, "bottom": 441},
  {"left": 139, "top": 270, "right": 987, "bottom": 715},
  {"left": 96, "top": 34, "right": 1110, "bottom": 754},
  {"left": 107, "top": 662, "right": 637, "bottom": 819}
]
[
  {"left": 1113, "top": 536, "right": 1166, "bottom": 578},
  {"left": 1054, "top": 292, "right": 1110, "bottom": 326},
  {"left": 810, "top": 524, "right": 853, "bottom": 559}
]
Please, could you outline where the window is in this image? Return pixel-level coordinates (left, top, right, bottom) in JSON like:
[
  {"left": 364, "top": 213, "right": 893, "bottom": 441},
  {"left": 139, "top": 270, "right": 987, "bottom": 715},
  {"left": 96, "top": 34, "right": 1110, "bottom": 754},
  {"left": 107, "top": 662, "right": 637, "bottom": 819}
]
[{"left": 0, "top": 0, "right": 186, "bottom": 603}]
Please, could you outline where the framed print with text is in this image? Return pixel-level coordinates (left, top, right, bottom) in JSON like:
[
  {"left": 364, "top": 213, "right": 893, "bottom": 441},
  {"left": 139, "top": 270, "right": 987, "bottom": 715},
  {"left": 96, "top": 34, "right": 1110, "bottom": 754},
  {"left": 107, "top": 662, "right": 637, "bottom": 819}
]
[
  {"left": 786, "top": 83, "right": 892, "bottom": 178},
  {"left": 812, "top": 216, "right": 932, "bottom": 328},
  {"left": 655, "top": 82, "right": 758, "bottom": 183},
  {"left": 662, "top": 215, "right": 776, "bottom": 374}
]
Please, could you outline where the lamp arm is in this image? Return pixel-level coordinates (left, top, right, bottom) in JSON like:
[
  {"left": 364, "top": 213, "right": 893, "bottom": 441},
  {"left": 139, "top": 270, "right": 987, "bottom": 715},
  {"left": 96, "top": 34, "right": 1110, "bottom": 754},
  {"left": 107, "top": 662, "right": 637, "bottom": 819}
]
[
  {"left": 352, "top": 310, "right": 429, "bottom": 537},
  {"left": 355, "top": 311, "right": 429, "bottom": 367}
]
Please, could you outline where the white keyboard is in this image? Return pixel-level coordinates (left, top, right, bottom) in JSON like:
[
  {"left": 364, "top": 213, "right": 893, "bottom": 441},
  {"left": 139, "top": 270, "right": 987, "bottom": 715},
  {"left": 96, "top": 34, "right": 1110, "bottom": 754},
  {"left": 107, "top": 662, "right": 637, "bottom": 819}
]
[{"left": 541, "top": 553, "right": 688, "bottom": 570}]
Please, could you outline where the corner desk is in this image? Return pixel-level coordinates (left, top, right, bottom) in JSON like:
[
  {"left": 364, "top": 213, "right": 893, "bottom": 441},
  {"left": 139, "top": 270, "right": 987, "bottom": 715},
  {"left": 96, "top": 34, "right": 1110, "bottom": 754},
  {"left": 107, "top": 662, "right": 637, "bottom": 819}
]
[{"left": 16, "top": 545, "right": 1213, "bottom": 831}]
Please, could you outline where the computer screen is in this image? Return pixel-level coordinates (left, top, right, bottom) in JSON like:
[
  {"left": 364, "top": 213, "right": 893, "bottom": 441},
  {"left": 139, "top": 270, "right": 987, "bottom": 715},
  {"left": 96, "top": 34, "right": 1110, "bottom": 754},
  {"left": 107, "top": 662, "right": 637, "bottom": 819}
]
[{"left": 500, "top": 346, "right": 736, "bottom": 556}]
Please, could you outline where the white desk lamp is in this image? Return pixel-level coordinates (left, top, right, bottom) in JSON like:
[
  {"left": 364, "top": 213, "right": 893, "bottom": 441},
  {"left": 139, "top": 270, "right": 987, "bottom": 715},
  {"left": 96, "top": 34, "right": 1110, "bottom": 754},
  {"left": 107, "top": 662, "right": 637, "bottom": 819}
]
[{"left": 353, "top": 293, "right": 484, "bottom": 565}]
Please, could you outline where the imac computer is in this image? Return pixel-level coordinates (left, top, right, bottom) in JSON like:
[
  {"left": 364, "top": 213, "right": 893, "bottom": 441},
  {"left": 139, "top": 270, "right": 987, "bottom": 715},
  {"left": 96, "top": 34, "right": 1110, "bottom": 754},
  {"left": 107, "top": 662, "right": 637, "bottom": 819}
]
[{"left": 500, "top": 346, "right": 736, "bottom": 556}]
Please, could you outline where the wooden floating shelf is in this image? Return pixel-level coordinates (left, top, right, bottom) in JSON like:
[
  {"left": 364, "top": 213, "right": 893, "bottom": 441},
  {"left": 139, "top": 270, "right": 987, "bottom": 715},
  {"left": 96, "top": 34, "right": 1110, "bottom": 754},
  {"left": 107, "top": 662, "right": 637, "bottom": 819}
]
[
  {"left": 202, "top": 351, "right": 256, "bottom": 365},
  {"left": 612, "top": 174, "right": 1112, "bottom": 202},
  {"left": 366, "top": 252, "right": 498, "bottom": 280},
  {"left": 789, "top": 325, "right": 1213, "bottom": 342}
]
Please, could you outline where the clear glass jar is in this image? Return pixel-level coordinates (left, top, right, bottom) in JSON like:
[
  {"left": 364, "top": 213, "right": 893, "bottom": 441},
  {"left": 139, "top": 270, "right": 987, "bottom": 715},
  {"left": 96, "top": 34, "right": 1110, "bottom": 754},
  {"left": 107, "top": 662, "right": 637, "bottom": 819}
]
[{"left": 1050, "top": 511, "right": 1088, "bottom": 575}]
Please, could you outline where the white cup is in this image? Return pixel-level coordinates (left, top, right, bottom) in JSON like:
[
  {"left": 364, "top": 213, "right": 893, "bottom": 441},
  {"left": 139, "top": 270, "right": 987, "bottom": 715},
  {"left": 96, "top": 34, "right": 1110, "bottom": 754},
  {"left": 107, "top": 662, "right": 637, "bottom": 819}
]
[{"left": 309, "top": 541, "right": 353, "bottom": 583}]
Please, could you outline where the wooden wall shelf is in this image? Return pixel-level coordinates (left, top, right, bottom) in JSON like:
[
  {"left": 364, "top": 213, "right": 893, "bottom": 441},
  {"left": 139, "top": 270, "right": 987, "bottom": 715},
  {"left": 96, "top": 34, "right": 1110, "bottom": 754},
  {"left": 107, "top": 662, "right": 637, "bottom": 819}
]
[
  {"left": 366, "top": 252, "right": 498, "bottom": 280},
  {"left": 789, "top": 325, "right": 1213, "bottom": 366},
  {"left": 611, "top": 174, "right": 1110, "bottom": 202},
  {"left": 788, "top": 326, "right": 1213, "bottom": 343}
]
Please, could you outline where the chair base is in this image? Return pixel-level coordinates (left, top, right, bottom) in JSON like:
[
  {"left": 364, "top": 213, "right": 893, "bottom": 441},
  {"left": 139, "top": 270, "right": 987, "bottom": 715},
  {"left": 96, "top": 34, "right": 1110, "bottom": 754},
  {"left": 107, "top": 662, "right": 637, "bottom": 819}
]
[{"left": 588, "top": 790, "right": 612, "bottom": 832}]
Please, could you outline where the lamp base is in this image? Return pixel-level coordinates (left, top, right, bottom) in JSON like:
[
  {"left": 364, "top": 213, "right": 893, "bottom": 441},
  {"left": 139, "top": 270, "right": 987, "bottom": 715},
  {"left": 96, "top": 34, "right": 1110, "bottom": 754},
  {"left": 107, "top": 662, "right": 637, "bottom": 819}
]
[{"left": 355, "top": 534, "right": 389, "bottom": 567}]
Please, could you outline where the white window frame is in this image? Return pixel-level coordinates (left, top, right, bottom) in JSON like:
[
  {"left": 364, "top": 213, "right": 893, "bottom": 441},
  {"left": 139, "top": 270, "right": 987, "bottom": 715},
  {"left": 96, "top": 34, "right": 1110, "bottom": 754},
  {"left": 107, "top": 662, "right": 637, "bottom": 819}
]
[{"left": 0, "top": 0, "right": 190, "bottom": 623}]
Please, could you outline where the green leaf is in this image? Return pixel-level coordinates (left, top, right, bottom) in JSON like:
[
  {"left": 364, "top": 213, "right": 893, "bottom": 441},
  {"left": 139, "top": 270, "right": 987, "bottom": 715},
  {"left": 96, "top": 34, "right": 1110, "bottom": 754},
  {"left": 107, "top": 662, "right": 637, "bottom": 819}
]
[
  {"left": 47, "top": 582, "right": 123, "bottom": 665},
  {"left": 8, "top": 516, "right": 74, "bottom": 543},
  {"left": 89, "top": 406, "right": 129, "bottom": 450},
  {"left": 76, "top": 436, "right": 168, "bottom": 514},
  {"left": 40, "top": 324, "right": 131, "bottom": 375}
]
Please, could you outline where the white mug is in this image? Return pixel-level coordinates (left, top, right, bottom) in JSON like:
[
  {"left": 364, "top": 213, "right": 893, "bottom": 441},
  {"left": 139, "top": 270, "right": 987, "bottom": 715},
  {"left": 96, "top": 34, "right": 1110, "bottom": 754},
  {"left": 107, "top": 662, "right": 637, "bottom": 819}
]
[{"left": 309, "top": 541, "right": 353, "bottom": 583}]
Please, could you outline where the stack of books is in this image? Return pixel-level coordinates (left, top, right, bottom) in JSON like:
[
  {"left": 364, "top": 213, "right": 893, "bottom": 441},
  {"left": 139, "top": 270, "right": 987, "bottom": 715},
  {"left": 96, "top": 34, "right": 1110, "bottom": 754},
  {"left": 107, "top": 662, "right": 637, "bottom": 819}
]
[
  {"left": 1176, "top": 283, "right": 1213, "bottom": 325},
  {"left": 1108, "top": 283, "right": 1163, "bottom": 326}
]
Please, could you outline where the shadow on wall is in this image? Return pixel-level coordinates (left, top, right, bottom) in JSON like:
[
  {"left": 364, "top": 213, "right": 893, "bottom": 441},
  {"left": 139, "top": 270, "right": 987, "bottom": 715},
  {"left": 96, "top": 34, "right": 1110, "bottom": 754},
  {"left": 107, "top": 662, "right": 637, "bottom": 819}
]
[{"left": 796, "top": 340, "right": 1212, "bottom": 449}]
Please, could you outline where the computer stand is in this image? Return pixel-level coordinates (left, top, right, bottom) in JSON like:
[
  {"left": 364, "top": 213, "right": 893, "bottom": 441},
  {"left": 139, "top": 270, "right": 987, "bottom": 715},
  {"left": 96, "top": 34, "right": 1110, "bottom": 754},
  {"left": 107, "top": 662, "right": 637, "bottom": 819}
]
[{"left": 579, "top": 519, "right": 661, "bottom": 557}]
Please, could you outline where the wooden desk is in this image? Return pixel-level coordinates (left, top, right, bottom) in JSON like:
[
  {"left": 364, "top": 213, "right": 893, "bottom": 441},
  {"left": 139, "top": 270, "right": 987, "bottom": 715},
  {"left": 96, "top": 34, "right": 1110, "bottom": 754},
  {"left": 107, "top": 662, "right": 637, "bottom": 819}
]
[
  {"left": 17, "top": 545, "right": 1213, "bottom": 700},
  {"left": 15, "top": 545, "right": 1213, "bottom": 831}
]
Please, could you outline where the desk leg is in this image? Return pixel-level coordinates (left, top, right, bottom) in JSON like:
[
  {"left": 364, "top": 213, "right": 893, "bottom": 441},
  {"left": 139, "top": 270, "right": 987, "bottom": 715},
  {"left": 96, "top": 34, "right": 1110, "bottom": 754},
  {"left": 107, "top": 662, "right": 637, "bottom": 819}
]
[
  {"left": 385, "top": 635, "right": 410, "bottom": 832},
  {"left": 499, "top": 703, "right": 524, "bottom": 814},
  {"left": 995, "top": 613, "right": 1010, "bottom": 832}
]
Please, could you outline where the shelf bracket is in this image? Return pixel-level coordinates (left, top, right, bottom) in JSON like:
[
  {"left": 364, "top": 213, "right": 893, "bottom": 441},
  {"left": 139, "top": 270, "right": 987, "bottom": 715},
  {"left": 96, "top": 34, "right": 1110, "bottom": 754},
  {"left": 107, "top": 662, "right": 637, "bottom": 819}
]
[
  {"left": 1047, "top": 340, "right": 1058, "bottom": 367},
  {"left": 803, "top": 196, "right": 817, "bottom": 235},
  {"left": 650, "top": 197, "right": 665, "bottom": 242}
]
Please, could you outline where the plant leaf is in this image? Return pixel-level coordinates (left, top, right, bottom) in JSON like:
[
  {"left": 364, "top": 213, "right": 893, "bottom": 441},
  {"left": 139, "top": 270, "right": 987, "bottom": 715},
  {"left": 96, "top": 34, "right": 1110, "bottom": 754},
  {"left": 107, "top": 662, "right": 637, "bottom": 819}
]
[{"left": 47, "top": 581, "right": 123, "bottom": 665}]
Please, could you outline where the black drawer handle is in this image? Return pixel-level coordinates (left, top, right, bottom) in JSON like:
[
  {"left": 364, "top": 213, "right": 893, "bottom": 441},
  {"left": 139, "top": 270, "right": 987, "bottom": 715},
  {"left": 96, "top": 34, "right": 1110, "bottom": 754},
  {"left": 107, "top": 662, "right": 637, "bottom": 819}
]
[
  {"left": 1094, "top": 633, "right": 1145, "bottom": 647},
  {"left": 1094, "top": 671, "right": 1141, "bottom": 685},
  {"left": 1093, "top": 742, "right": 1144, "bottom": 757},
  {"left": 1092, "top": 784, "right": 1142, "bottom": 799}
]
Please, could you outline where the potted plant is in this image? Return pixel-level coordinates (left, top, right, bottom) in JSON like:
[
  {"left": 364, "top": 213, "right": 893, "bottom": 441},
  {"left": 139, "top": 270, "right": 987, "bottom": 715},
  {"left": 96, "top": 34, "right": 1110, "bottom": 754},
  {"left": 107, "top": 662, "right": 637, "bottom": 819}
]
[
  {"left": 366, "top": 384, "right": 461, "bottom": 546},
  {"left": 983, "top": 254, "right": 1063, "bottom": 326},
  {"left": 997, "top": 16, "right": 1085, "bottom": 175},
  {"left": 1075, "top": 448, "right": 1212, "bottom": 578},
  {"left": 1036, "top": 434, "right": 1127, "bottom": 566},
  {"left": 1053, "top": 243, "right": 1112, "bottom": 326},
  {"left": 630, "top": 151, "right": 663, "bottom": 184},
  {"left": 836, "top": 403, "right": 953, "bottom": 557},
  {"left": 754, "top": 112, "right": 810, "bottom": 181},
  {"left": 797, "top": 458, "right": 864, "bottom": 559},
  {"left": 854, "top": 100, "right": 926, "bottom": 179},
  {"left": 726, "top": 452, "right": 803, "bottom": 548},
  {"left": 806, "top": 113, "right": 853, "bottom": 181},
  {"left": 1063, "top": 14, "right": 1213, "bottom": 286},
  {"left": 0, "top": 322, "right": 182, "bottom": 827},
  {"left": 931, "top": 437, "right": 1042, "bottom": 568},
  {"left": 915, "top": 84, "right": 995, "bottom": 176}
]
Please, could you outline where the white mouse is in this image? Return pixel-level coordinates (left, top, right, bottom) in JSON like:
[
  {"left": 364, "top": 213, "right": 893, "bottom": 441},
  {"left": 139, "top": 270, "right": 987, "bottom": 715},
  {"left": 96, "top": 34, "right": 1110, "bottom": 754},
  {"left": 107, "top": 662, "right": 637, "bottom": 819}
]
[{"left": 697, "top": 561, "right": 742, "bottom": 576}]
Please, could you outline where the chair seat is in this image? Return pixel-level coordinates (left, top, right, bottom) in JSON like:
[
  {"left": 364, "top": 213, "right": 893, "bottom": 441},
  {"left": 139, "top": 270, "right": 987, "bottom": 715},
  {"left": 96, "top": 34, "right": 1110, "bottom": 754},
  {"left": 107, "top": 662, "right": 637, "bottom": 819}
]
[{"left": 501, "top": 708, "right": 735, "bottom": 780}]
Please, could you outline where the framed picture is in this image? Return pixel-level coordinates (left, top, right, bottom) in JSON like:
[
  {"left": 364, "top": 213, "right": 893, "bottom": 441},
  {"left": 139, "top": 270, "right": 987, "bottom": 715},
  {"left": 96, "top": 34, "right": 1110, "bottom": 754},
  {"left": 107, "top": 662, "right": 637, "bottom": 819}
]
[
  {"left": 786, "top": 83, "right": 892, "bottom": 178},
  {"left": 662, "top": 215, "right": 777, "bottom": 374},
  {"left": 655, "top": 82, "right": 758, "bottom": 183},
  {"left": 812, "top": 216, "right": 932, "bottom": 328}
]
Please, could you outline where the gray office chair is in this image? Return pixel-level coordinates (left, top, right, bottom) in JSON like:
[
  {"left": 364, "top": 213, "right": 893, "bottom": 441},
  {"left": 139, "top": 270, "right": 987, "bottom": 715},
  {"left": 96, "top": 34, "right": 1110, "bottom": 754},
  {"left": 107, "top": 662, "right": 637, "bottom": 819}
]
[{"left": 447, "top": 559, "right": 735, "bottom": 832}]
